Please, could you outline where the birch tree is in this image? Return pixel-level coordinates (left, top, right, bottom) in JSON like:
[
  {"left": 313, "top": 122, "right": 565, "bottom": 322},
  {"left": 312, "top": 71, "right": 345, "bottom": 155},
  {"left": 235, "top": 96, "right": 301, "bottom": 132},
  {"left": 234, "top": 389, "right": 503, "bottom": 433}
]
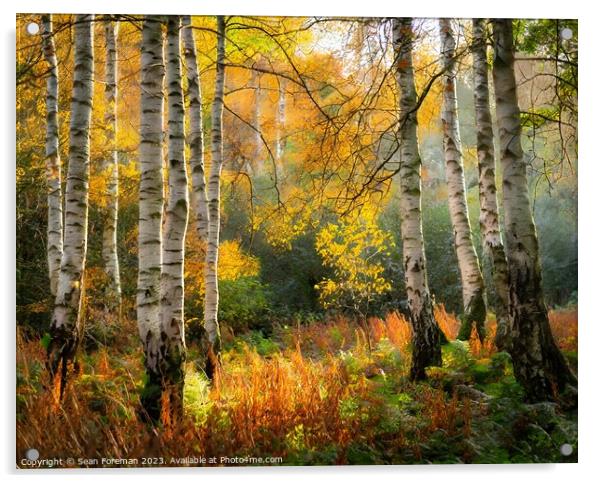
[
  {"left": 203, "top": 15, "right": 226, "bottom": 379},
  {"left": 182, "top": 15, "right": 210, "bottom": 242},
  {"left": 47, "top": 14, "right": 94, "bottom": 394},
  {"left": 393, "top": 18, "right": 442, "bottom": 381},
  {"left": 439, "top": 18, "right": 487, "bottom": 342},
  {"left": 471, "top": 19, "right": 510, "bottom": 349},
  {"left": 101, "top": 17, "right": 122, "bottom": 312},
  {"left": 41, "top": 15, "right": 63, "bottom": 297},
  {"left": 159, "top": 15, "right": 189, "bottom": 414},
  {"left": 491, "top": 19, "right": 576, "bottom": 402},
  {"left": 137, "top": 16, "right": 165, "bottom": 419},
  {"left": 275, "top": 78, "right": 286, "bottom": 176},
  {"left": 251, "top": 65, "right": 263, "bottom": 173}
]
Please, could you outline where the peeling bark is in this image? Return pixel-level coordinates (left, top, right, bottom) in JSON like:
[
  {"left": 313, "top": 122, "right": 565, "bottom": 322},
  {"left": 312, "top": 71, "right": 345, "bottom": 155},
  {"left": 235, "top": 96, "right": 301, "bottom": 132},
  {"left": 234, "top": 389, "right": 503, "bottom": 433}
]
[
  {"left": 252, "top": 67, "right": 263, "bottom": 173},
  {"left": 137, "top": 16, "right": 165, "bottom": 420},
  {"left": 41, "top": 15, "right": 63, "bottom": 298},
  {"left": 439, "top": 18, "right": 487, "bottom": 342},
  {"left": 471, "top": 19, "right": 510, "bottom": 349},
  {"left": 182, "top": 15, "right": 210, "bottom": 242},
  {"left": 275, "top": 78, "right": 286, "bottom": 177},
  {"left": 203, "top": 15, "right": 226, "bottom": 379},
  {"left": 101, "top": 17, "right": 122, "bottom": 313},
  {"left": 393, "top": 18, "right": 442, "bottom": 381},
  {"left": 47, "top": 14, "right": 94, "bottom": 396},
  {"left": 159, "top": 15, "right": 189, "bottom": 416},
  {"left": 492, "top": 19, "right": 576, "bottom": 403}
]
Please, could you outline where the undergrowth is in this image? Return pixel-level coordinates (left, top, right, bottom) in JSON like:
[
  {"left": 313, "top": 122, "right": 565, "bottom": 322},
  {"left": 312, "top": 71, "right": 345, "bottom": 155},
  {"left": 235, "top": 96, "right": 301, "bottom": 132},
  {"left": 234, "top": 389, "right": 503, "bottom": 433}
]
[{"left": 16, "top": 306, "right": 578, "bottom": 466}]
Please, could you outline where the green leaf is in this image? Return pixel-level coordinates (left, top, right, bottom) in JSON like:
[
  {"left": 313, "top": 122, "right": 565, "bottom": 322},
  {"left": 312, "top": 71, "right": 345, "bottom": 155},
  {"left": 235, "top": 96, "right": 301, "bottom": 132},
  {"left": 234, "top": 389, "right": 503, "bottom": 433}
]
[{"left": 40, "top": 332, "right": 51, "bottom": 350}]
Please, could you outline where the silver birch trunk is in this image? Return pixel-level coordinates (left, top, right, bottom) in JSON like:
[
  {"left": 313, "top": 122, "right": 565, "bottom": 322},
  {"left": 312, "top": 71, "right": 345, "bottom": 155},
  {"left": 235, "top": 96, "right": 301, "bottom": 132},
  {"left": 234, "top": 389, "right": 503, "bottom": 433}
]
[
  {"left": 41, "top": 15, "right": 63, "bottom": 298},
  {"left": 47, "top": 14, "right": 94, "bottom": 393},
  {"left": 137, "top": 15, "right": 165, "bottom": 419},
  {"left": 203, "top": 15, "right": 226, "bottom": 378},
  {"left": 101, "top": 18, "right": 122, "bottom": 312},
  {"left": 471, "top": 19, "right": 510, "bottom": 349},
  {"left": 492, "top": 19, "right": 576, "bottom": 403},
  {"left": 393, "top": 18, "right": 442, "bottom": 381},
  {"left": 159, "top": 15, "right": 188, "bottom": 414},
  {"left": 182, "top": 15, "right": 210, "bottom": 242},
  {"left": 252, "top": 67, "right": 263, "bottom": 173},
  {"left": 439, "top": 18, "right": 487, "bottom": 341},
  {"left": 275, "top": 78, "right": 286, "bottom": 175}
]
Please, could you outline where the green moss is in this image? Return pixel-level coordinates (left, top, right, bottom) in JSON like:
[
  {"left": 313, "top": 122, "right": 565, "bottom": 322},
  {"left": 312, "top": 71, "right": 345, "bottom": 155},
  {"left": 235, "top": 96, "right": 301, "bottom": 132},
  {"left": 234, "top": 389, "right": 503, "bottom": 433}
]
[{"left": 457, "top": 291, "right": 487, "bottom": 341}]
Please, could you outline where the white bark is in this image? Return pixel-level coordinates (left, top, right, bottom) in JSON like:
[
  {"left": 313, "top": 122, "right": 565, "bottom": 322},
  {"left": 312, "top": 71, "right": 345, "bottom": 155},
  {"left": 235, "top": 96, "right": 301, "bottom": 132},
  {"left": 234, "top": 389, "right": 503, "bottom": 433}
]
[
  {"left": 159, "top": 16, "right": 188, "bottom": 399},
  {"left": 203, "top": 15, "right": 226, "bottom": 363},
  {"left": 101, "top": 18, "right": 122, "bottom": 311},
  {"left": 41, "top": 15, "right": 63, "bottom": 297},
  {"left": 137, "top": 16, "right": 165, "bottom": 391},
  {"left": 393, "top": 18, "right": 442, "bottom": 381},
  {"left": 252, "top": 70, "right": 263, "bottom": 166},
  {"left": 251, "top": 66, "right": 263, "bottom": 173},
  {"left": 48, "top": 14, "right": 94, "bottom": 385},
  {"left": 182, "top": 15, "right": 210, "bottom": 242},
  {"left": 492, "top": 19, "right": 576, "bottom": 402},
  {"left": 471, "top": 18, "right": 509, "bottom": 347},
  {"left": 439, "top": 18, "right": 486, "bottom": 340},
  {"left": 275, "top": 78, "right": 286, "bottom": 175}
]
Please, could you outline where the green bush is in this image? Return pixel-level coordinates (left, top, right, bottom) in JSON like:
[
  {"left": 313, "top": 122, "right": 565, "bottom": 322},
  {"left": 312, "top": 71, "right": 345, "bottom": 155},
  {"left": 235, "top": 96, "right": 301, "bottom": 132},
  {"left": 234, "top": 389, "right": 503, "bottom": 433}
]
[
  {"left": 234, "top": 330, "right": 281, "bottom": 357},
  {"left": 218, "top": 276, "right": 272, "bottom": 333}
]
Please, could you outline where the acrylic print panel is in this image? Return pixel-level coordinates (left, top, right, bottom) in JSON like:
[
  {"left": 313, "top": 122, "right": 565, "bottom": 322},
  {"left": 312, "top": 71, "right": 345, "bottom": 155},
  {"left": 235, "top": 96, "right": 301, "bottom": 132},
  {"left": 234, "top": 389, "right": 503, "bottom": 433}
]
[{"left": 16, "top": 13, "right": 577, "bottom": 468}]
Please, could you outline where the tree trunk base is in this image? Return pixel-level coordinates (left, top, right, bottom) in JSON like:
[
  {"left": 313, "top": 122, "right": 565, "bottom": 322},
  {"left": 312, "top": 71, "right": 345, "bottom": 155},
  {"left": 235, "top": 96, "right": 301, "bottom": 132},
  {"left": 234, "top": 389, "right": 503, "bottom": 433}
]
[
  {"left": 204, "top": 342, "right": 221, "bottom": 382},
  {"left": 457, "top": 292, "right": 487, "bottom": 342},
  {"left": 409, "top": 304, "right": 443, "bottom": 381},
  {"left": 508, "top": 303, "right": 577, "bottom": 404},
  {"left": 139, "top": 369, "right": 162, "bottom": 423},
  {"left": 46, "top": 323, "right": 82, "bottom": 400},
  {"left": 139, "top": 354, "right": 186, "bottom": 424}
]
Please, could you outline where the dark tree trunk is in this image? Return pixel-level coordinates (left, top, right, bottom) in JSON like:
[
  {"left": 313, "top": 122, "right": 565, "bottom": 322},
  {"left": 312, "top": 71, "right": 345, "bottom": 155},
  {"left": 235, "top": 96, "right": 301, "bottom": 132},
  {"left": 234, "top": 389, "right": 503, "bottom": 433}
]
[
  {"left": 491, "top": 19, "right": 577, "bottom": 404},
  {"left": 410, "top": 302, "right": 443, "bottom": 381}
]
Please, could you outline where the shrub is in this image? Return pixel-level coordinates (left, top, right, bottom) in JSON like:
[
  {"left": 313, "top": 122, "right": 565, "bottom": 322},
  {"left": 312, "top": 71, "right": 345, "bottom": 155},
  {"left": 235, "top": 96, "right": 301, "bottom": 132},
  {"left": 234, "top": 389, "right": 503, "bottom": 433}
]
[{"left": 219, "top": 276, "right": 272, "bottom": 333}]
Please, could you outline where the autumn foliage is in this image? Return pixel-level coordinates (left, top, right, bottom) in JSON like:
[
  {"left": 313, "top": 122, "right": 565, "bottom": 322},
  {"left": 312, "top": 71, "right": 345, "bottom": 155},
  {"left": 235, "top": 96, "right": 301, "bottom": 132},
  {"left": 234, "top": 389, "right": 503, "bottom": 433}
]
[
  {"left": 16, "top": 13, "right": 578, "bottom": 467},
  {"left": 17, "top": 307, "right": 577, "bottom": 465}
]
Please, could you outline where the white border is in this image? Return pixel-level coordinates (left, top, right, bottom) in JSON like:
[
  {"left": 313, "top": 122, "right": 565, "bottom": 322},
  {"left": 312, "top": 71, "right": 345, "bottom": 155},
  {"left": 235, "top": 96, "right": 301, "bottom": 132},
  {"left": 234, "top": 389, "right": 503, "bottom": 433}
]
[{"left": 3, "top": 1, "right": 599, "bottom": 482}]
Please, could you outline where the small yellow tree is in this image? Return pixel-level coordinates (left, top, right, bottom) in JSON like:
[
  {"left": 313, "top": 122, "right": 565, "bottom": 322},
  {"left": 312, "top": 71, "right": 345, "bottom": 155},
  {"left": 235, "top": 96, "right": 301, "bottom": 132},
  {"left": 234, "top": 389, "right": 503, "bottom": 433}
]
[{"left": 315, "top": 216, "right": 393, "bottom": 328}]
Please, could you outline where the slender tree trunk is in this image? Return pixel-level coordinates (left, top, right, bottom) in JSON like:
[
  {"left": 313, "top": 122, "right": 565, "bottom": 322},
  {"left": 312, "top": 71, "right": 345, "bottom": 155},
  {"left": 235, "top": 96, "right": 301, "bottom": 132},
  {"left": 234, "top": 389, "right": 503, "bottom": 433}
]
[
  {"left": 101, "top": 17, "right": 122, "bottom": 313},
  {"left": 393, "top": 18, "right": 442, "bottom": 381},
  {"left": 137, "top": 16, "right": 165, "bottom": 420},
  {"left": 439, "top": 18, "right": 487, "bottom": 341},
  {"left": 159, "top": 15, "right": 189, "bottom": 417},
  {"left": 182, "top": 15, "right": 210, "bottom": 242},
  {"left": 41, "top": 15, "right": 63, "bottom": 298},
  {"left": 275, "top": 78, "right": 286, "bottom": 176},
  {"left": 252, "top": 66, "right": 263, "bottom": 173},
  {"left": 471, "top": 19, "right": 510, "bottom": 349},
  {"left": 203, "top": 15, "right": 226, "bottom": 379},
  {"left": 47, "top": 14, "right": 94, "bottom": 395},
  {"left": 492, "top": 19, "right": 576, "bottom": 403}
]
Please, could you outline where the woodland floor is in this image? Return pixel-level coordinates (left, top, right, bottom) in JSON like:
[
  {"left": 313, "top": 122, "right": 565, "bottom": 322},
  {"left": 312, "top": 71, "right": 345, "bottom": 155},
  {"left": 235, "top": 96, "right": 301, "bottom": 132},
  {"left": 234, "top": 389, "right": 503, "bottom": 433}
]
[{"left": 16, "top": 305, "right": 578, "bottom": 466}]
